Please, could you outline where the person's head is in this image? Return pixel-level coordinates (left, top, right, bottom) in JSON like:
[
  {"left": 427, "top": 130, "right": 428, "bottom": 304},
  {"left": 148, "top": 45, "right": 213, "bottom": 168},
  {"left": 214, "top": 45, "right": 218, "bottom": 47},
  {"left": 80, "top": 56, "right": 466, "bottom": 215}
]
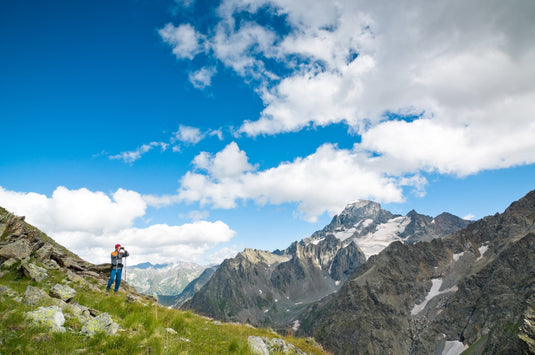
[{"left": 115, "top": 244, "right": 121, "bottom": 251}]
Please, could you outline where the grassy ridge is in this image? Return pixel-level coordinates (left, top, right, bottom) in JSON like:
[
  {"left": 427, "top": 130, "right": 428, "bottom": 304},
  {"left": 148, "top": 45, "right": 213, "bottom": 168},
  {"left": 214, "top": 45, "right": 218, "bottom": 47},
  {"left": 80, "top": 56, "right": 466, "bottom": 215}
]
[{"left": 0, "top": 266, "right": 327, "bottom": 354}]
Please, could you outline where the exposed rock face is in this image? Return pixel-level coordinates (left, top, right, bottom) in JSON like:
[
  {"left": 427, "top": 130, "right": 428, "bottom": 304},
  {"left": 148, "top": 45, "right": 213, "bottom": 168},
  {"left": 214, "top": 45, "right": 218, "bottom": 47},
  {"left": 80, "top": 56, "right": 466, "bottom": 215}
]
[
  {"left": 184, "top": 235, "right": 367, "bottom": 330},
  {"left": 183, "top": 201, "right": 468, "bottom": 332},
  {"left": 173, "top": 266, "right": 217, "bottom": 308},
  {"left": 299, "top": 190, "right": 535, "bottom": 354}
]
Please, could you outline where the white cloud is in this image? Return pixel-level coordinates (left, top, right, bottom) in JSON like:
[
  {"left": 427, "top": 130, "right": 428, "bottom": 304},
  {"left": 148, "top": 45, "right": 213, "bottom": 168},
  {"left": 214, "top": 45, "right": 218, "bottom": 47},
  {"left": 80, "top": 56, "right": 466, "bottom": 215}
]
[
  {"left": 0, "top": 186, "right": 146, "bottom": 234},
  {"left": 159, "top": 23, "right": 204, "bottom": 60},
  {"left": 173, "top": 125, "right": 204, "bottom": 145},
  {"left": 109, "top": 142, "right": 168, "bottom": 164},
  {"left": 0, "top": 186, "right": 235, "bottom": 265},
  {"left": 177, "top": 143, "right": 417, "bottom": 221},
  {"left": 189, "top": 67, "right": 217, "bottom": 89},
  {"left": 193, "top": 142, "right": 255, "bottom": 179},
  {"left": 161, "top": 0, "right": 535, "bottom": 178}
]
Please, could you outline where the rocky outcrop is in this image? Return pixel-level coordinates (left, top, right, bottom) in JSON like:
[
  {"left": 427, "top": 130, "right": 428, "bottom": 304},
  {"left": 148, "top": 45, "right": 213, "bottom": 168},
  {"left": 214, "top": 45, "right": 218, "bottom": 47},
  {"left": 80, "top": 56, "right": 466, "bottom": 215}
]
[
  {"left": 299, "top": 189, "right": 535, "bottom": 354},
  {"left": 173, "top": 266, "right": 217, "bottom": 308},
  {"left": 0, "top": 206, "right": 151, "bottom": 339}
]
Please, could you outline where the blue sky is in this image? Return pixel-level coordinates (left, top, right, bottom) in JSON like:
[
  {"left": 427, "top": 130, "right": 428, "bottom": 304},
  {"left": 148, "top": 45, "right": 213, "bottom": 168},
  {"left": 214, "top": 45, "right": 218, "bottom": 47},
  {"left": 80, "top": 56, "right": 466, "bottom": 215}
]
[{"left": 1, "top": 0, "right": 534, "bottom": 266}]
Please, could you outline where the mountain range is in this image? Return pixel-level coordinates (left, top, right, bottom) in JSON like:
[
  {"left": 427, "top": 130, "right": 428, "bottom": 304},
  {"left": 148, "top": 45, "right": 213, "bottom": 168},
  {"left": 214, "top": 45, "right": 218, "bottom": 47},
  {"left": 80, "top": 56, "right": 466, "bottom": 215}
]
[
  {"left": 177, "top": 191, "right": 535, "bottom": 354},
  {"left": 180, "top": 201, "right": 470, "bottom": 332},
  {"left": 127, "top": 261, "right": 206, "bottom": 306}
]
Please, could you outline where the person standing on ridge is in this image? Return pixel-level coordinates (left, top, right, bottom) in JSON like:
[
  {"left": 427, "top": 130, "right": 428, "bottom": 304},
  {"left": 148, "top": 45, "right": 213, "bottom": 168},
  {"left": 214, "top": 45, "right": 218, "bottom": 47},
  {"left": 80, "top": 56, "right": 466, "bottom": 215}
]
[{"left": 106, "top": 243, "right": 129, "bottom": 294}]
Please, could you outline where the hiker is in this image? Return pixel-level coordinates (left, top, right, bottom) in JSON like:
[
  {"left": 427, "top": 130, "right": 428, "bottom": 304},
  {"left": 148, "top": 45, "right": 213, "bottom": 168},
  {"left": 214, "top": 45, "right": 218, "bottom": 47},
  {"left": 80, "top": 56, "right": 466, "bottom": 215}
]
[{"left": 106, "top": 243, "right": 129, "bottom": 294}]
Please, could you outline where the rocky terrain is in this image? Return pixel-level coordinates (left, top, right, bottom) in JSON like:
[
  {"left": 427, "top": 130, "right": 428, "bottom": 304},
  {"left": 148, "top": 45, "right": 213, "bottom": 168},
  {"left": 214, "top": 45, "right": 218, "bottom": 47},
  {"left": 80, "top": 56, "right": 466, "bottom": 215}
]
[
  {"left": 0, "top": 206, "right": 325, "bottom": 354},
  {"left": 181, "top": 201, "right": 469, "bottom": 333},
  {"left": 298, "top": 190, "right": 535, "bottom": 354}
]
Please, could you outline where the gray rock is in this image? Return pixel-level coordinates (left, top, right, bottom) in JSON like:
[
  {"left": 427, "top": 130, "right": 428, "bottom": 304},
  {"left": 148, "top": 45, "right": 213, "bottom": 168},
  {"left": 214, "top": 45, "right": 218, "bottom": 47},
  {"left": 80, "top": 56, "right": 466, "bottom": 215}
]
[
  {"left": 0, "top": 239, "right": 32, "bottom": 260},
  {"left": 24, "top": 285, "right": 50, "bottom": 306},
  {"left": 165, "top": 327, "right": 178, "bottom": 334},
  {"left": 0, "top": 285, "right": 19, "bottom": 298},
  {"left": 248, "top": 336, "right": 270, "bottom": 355},
  {"left": 25, "top": 306, "right": 66, "bottom": 333},
  {"left": 20, "top": 261, "right": 49, "bottom": 282},
  {"left": 81, "top": 312, "right": 119, "bottom": 337},
  {"left": 1, "top": 258, "right": 18, "bottom": 269},
  {"left": 248, "top": 336, "right": 306, "bottom": 355},
  {"left": 68, "top": 302, "right": 93, "bottom": 324},
  {"left": 49, "top": 284, "right": 76, "bottom": 302}
]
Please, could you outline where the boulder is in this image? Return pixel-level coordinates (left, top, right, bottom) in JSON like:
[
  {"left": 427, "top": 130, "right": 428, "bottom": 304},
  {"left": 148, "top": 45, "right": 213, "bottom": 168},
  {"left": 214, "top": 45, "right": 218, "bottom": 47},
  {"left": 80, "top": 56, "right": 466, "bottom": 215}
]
[
  {"left": 49, "top": 284, "right": 76, "bottom": 302},
  {"left": 25, "top": 306, "right": 66, "bottom": 333},
  {"left": 34, "top": 242, "right": 56, "bottom": 261},
  {"left": 0, "top": 285, "right": 19, "bottom": 298},
  {"left": 1, "top": 258, "right": 18, "bottom": 269},
  {"left": 68, "top": 302, "right": 93, "bottom": 324},
  {"left": 248, "top": 336, "right": 270, "bottom": 355},
  {"left": 81, "top": 312, "right": 119, "bottom": 337},
  {"left": 20, "top": 262, "right": 49, "bottom": 282},
  {"left": 248, "top": 336, "right": 306, "bottom": 355},
  {"left": 24, "top": 286, "right": 50, "bottom": 306},
  {"left": 0, "top": 239, "right": 32, "bottom": 260}
]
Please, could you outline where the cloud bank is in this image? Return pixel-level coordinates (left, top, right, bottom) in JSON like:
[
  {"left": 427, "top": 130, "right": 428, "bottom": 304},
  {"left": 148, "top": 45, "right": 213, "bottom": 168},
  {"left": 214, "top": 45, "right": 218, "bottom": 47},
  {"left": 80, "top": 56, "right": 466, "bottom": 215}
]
[
  {"left": 0, "top": 186, "right": 235, "bottom": 265},
  {"left": 156, "top": 0, "right": 535, "bottom": 217}
]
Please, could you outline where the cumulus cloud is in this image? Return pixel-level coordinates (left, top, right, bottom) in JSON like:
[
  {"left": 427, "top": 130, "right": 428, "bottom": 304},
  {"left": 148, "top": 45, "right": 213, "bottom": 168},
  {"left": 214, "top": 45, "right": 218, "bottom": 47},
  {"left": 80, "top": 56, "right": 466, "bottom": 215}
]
[
  {"left": 159, "top": 23, "right": 204, "bottom": 60},
  {"left": 160, "top": 0, "right": 535, "bottom": 180},
  {"left": 173, "top": 125, "right": 204, "bottom": 145},
  {"left": 176, "top": 142, "right": 418, "bottom": 221},
  {"left": 0, "top": 186, "right": 235, "bottom": 265}
]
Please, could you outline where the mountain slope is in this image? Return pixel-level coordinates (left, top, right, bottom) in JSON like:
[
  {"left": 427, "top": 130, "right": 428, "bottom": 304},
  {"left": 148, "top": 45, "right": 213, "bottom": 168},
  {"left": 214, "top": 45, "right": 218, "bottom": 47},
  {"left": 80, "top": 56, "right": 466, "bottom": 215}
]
[
  {"left": 299, "top": 190, "right": 535, "bottom": 354},
  {"left": 182, "top": 201, "right": 469, "bottom": 332},
  {"left": 0, "top": 206, "right": 326, "bottom": 355},
  {"left": 127, "top": 261, "right": 206, "bottom": 302}
]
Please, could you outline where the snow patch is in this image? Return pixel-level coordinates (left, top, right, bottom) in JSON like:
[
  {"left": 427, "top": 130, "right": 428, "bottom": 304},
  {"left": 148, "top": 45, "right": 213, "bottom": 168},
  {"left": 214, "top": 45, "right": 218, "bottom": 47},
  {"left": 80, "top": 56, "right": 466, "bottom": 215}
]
[
  {"left": 477, "top": 244, "right": 489, "bottom": 261},
  {"left": 292, "top": 320, "right": 301, "bottom": 331},
  {"left": 259, "top": 289, "right": 262, "bottom": 295},
  {"left": 334, "top": 227, "right": 356, "bottom": 241},
  {"left": 411, "top": 279, "right": 458, "bottom": 315},
  {"left": 453, "top": 252, "right": 464, "bottom": 261},
  {"left": 264, "top": 309, "right": 269, "bottom": 313},
  {"left": 310, "top": 237, "right": 325, "bottom": 245},
  {"left": 354, "top": 216, "right": 411, "bottom": 258},
  {"left": 335, "top": 280, "right": 341, "bottom": 286},
  {"left": 442, "top": 340, "right": 467, "bottom": 355}
]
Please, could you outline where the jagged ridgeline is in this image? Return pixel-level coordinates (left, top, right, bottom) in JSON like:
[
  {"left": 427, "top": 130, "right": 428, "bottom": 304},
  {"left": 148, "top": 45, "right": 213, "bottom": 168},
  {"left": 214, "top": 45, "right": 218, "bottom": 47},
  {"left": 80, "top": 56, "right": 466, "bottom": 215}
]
[
  {"left": 0, "top": 207, "right": 327, "bottom": 354},
  {"left": 298, "top": 190, "right": 535, "bottom": 354},
  {"left": 180, "top": 193, "right": 535, "bottom": 354},
  {"left": 180, "top": 201, "right": 470, "bottom": 332}
]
